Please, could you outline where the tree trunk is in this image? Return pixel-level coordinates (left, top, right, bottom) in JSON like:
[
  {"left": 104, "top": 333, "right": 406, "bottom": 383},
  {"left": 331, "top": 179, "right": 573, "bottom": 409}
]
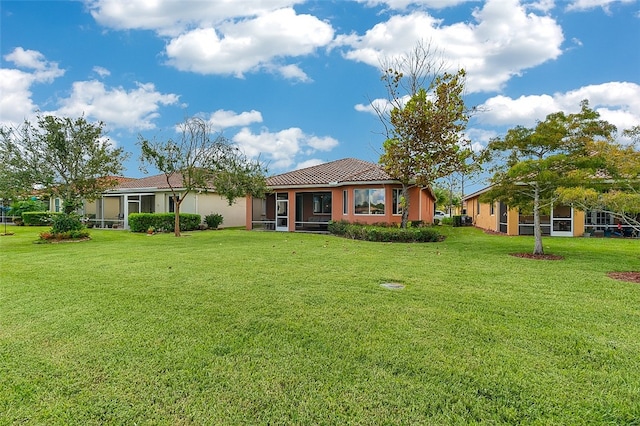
[
  {"left": 401, "top": 184, "right": 410, "bottom": 228},
  {"left": 533, "top": 185, "right": 544, "bottom": 255},
  {"left": 174, "top": 195, "right": 181, "bottom": 237}
]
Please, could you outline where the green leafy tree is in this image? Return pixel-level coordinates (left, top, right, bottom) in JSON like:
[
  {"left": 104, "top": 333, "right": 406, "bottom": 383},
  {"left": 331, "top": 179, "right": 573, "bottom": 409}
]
[
  {"left": 7, "top": 199, "right": 48, "bottom": 218},
  {"left": 482, "top": 100, "right": 616, "bottom": 255},
  {"left": 557, "top": 126, "right": 640, "bottom": 233},
  {"left": 0, "top": 115, "right": 128, "bottom": 213},
  {"left": 138, "top": 117, "right": 267, "bottom": 237},
  {"left": 380, "top": 69, "right": 474, "bottom": 227}
]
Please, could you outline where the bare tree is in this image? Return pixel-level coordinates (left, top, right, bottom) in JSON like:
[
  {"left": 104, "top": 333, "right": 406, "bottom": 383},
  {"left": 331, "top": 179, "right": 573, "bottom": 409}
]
[
  {"left": 372, "top": 40, "right": 446, "bottom": 138},
  {"left": 374, "top": 41, "right": 474, "bottom": 227},
  {"left": 139, "top": 117, "right": 267, "bottom": 237}
]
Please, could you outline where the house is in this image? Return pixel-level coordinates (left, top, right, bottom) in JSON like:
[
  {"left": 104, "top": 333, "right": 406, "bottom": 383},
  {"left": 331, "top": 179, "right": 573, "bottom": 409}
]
[
  {"left": 462, "top": 186, "right": 637, "bottom": 237},
  {"left": 246, "top": 158, "right": 437, "bottom": 232},
  {"left": 51, "top": 173, "right": 247, "bottom": 230}
]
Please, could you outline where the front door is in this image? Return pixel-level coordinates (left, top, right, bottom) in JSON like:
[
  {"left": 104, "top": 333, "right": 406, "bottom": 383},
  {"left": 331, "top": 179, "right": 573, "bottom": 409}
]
[{"left": 276, "top": 193, "right": 288, "bottom": 232}]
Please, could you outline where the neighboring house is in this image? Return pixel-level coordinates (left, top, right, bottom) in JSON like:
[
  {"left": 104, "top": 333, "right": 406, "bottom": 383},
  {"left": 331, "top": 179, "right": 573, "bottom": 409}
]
[
  {"left": 52, "top": 173, "right": 246, "bottom": 230},
  {"left": 463, "top": 186, "right": 637, "bottom": 237},
  {"left": 246, "top": 158, "right": 437, "bottom": 232}
]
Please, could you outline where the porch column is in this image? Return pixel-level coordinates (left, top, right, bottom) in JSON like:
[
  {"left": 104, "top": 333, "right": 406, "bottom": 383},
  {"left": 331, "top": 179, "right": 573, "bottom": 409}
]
[{"left": 123, "top": 194, "right": 129, "bottom": 229}]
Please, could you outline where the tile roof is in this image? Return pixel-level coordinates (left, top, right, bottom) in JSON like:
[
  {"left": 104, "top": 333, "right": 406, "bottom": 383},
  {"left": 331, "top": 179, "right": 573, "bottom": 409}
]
[
  {"left": 109, "top": 172, "right": 188, "bottom": 191},
  {"left": 267, "top": 158, "right": 394, "bottom": 187}
]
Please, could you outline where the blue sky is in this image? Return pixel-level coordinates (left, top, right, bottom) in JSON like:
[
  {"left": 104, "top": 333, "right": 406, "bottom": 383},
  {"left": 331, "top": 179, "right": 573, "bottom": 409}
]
[{"left": 1, "top": 0, "right": 639, "bottom": 193}]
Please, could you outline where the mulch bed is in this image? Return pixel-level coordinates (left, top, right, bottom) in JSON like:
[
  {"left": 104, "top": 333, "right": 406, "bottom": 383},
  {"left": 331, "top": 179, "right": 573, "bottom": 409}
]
[
  {"left": 508, "top": 253, "right": 639, "bottom": 283},
  {"left": 39, "top": 237, "right": 92, "bottom": 244},
  {"left": 509, "top": 253, "right": 564, "bottom": 260},
  {"left": 607, "top": 272, "right": 640, "bottom": 284}
]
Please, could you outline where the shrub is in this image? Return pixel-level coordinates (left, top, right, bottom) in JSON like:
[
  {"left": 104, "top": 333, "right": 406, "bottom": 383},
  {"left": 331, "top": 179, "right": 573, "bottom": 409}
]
[
  {"left": 452, "top": 215, "right": 463, "bottom": 227},
  {"left": 36, "top": 213, "right": 89, "bottom": 242},
  {"left": 327, "top": 220, "right": 351, "bottom": 235},
  {"left": 39, "top": 228, "right": 90, "bottom": 242},
  {"left": 441, "top": 217, "right": 453, "bottom": 226},
  {"left": 328, "top": 220, "right": 443, "bottom": 243},
  {"left": 22, "top": 211, "right": 61, "bottom": 226},
  {"left": 51, "top": 213, "right": 84, "bottom": 233},
  {"left": 204, "top": 213, "right": 224, "bottom": 229},
  {"left": 128, "top": 213, "right": 201, "bottom": 233},
  {"left": 8, "top": 199, "right": 48, "bottom": 217}
]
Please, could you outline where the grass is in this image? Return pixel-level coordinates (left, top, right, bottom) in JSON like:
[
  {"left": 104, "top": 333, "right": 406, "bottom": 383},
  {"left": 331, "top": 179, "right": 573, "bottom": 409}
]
[{"left": 1, "top": 226, "right": 639, "bottom": 425}]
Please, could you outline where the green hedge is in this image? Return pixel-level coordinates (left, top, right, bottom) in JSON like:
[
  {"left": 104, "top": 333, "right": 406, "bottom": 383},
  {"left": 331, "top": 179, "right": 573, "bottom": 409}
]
[
  {"left": 128, "top": 213, "right": 201, "bottom": 233},
  {"left": 22, "top": 211, "right": 61, "bottom": 226},
  {"left": 328, "top": 220, "right": 443, "bottom": 242}
]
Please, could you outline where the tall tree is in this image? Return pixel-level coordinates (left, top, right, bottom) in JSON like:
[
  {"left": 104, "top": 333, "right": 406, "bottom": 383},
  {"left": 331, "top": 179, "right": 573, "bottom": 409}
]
[
  {"left": 379, "top": 69, "right": 474, "bottom": 227},
  {"left": 138, "top": 116, "right": 267, "bottom": 237},
  {"left": 482, "top": 100, "right": 616, "bottom": 255},
  {"left": 556, "top": 126, "right": 640, "bottom": 234},
  {"left": 0, "top": 115, "right": 128, "bottom": 212}
]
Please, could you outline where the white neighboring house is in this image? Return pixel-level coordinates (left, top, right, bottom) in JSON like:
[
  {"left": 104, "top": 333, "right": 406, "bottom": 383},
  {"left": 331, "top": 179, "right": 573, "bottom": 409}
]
[{"left": 50, "top": 173, "right": 246, "bottom": 230}]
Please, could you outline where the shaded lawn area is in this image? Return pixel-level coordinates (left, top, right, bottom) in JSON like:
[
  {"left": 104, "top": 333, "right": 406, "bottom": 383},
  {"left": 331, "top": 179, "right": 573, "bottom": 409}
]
[{"left": 1, "top": 226, "right": 639, "bottom": 424}]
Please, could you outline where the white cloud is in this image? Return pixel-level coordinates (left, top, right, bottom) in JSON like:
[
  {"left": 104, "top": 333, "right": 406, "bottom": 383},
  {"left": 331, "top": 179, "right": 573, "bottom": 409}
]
[
  {"left": 476, "top": 94, "right": 559, "bottom": 126},
  {"left": 466, "top": 127, "right": 499, "bottom": 149},
  {"left": 295, "top": 158, "right": 326, "bottom": 170},
  {"left": 307, "top": 135, "right": 339, "bottom": 151},
  {"left": 527, "top": 0, "right": 556, "bottom": 12},
  {"left": 87, "top": 0, "right": 303, "bottom": 36},
  {"left": 355, "top": 0, "right": 471, "bottom": 9},
  {"left": 164, "top": 8, "right": 333, "bottom": 80},
  {"left": 0, "top": 68, "right": 39, "bottom": 127},
  {"left": 5, "top": 47, "right": 48, "bottom": 70},
  {"left": 232, "top": 127, "right": 339, "bottom": 170},
  {"left": 276, "top": 64, "right": 311, "bottom": 82},
  {"left": 566, "top": 0, "right": 635, "bottom": 12},
  {"left": 207, "top": 109, "right": 263, "bottom": 131},
  {"left": 336, "top": 0, "right": 564, "bottom": 93},
  {"left": 54, "top": 81, "right": 180, "bottom": 130},
  {"left": 3, "top": 47, "right": 65, "bottom": 83},
  {"left": 476, "top": 81, "right": 640, "bottom": 133},
  {"left": 93, "top": 66, "right": 111, "bottom": 77},
  {"left": 0, "top": 48, "right": 65, "bottom": 127}
]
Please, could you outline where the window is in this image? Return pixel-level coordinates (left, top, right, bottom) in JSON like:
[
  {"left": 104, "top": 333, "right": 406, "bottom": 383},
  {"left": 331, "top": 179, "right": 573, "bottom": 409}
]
[
  {"left": 313, "top": 193, "right": 331, "bottom": 214},
  {"left": 392, "top": 189, "right": 403, "bottom": 215},
  {"left": 343, "top": 190, "right": 348, "bottom": 215},
  {"left": 490, "top": 202, "right": 495, "bottom": 216},
  {"left": 169, "top": 196, "right": 175, "bottom": 213},
  {"left": 54, "top": 198, "right": 61, "bottom": 213},
  {"left": 354, "top": 188, "right": 385, "bottom": 215},
  {"left": 476, "top": 199, "right": 480, "bottom": 215}
]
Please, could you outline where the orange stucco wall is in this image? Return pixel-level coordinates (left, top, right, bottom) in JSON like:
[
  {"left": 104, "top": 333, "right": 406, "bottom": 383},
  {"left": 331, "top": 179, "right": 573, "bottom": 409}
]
[
  {"left": 246, "top": 184, "right": 436, "bottom": 230},
  {"left": 465, "top": 194, "right": 498, "bottom": 232}
]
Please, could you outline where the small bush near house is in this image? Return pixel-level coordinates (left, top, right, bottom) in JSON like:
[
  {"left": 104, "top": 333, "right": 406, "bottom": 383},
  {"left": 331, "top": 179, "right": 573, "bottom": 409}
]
[
  {"left": 38, "top": 213, "right": 90, "bottom": 242},
  {"left": 328, "top": 220, "right": 443, "bottom": 242},
  {"left": 22, "top": 211, "right": 61, "bottom": 226},
  {"left": 128, "top": 213, "right": 201, "bottom": 233},
  {"left": 204, "top": 213, "right": 224, "bottom": 229},
  {"left": 51, "top": 213, "right": 84, "bottom": 234}
]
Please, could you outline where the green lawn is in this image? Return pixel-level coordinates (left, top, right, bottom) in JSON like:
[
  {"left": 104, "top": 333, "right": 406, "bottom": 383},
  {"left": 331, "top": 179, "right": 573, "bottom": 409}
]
[{"left": 1, "top": 226, "right": 639, "bottom": 425}]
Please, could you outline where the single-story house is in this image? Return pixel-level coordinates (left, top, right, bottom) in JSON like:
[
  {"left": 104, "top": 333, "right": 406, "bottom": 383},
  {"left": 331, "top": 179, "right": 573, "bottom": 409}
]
[
  {"left": 246, "top": 158, "right": 437, "bottom": 232},
  {"left": 50, "top": 173, "right": 247, "bottom": 230},
  {"left": 463, "top": 186, "right": 637, "bottom": 237}
]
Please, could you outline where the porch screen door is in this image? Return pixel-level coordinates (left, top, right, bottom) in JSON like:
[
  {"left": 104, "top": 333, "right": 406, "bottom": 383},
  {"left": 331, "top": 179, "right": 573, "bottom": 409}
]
[
  {"left": 276, "top": 193, "right": 288, "bottom": 232},
  {"left": 551, "top": 205, "right": 573, "bottom": 237}
]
